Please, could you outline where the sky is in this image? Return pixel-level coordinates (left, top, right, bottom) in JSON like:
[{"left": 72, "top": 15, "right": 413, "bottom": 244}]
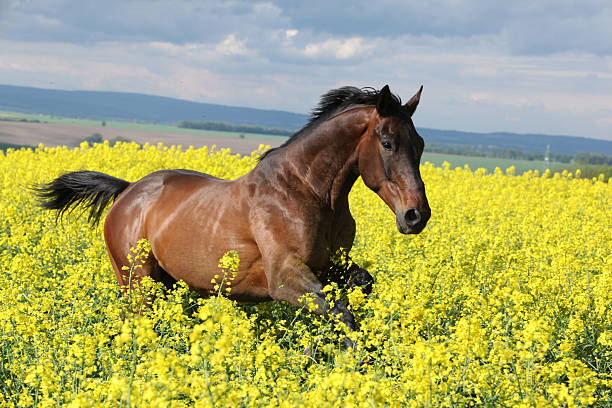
[{"left": 1, "top": 0, "right": 612, "bottom": 141}]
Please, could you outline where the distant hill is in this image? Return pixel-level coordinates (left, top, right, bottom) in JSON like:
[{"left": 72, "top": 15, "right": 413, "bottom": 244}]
[
  {"left": 418, "top": 128, "right": 612, "bottom": 157},
  {"left": 0, "top": 84, "right": 308, "bottom": 130},
  {"left": 2, "top": 84, "right": 611, "bottom": 155}
]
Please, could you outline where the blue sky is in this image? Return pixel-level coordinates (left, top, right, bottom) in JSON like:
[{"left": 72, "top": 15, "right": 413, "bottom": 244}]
[{"left": 1, "top": 0, "right": 611, "bottom": 140}]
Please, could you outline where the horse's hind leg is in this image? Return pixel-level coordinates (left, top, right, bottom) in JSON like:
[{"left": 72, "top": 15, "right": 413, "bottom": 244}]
[
  {"left": 104, "top": 226, "right": 177, "bottom": 312},
  {"left": 150, "top": 263, "right": 177, "bottom": 291}
]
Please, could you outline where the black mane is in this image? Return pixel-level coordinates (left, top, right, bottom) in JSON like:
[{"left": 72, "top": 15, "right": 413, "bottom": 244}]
[{"left": 258, "top": 86, "right": 401, "bottom": 161}]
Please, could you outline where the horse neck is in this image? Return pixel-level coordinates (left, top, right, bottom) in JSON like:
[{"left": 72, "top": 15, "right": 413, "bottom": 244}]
[{"left": 267, "top": 107, "right": 372, "bottom": 209}]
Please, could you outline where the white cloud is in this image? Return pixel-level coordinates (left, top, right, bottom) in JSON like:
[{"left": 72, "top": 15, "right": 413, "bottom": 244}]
[
  {"left": 33, "top": 14, "right": 62, "bottom": 28},
  {"left": 596, "top": 117, "right": 612, "bottom": 126},
  {"left": 148, "top": 41, "right": 217, "bottom": 62},
  {"left": 470, "top": 93, "right": 489, "bottom": 102},
  {"left": 252, "top": 2, "right": 282, "bottom": 18},
  {"left": 154, "top": 66, "right": 229, "bottom": 101},
  {"left": 302, "top": 37, "right": 370, "bottom": 59},
  {"left": 285, "top": 29, "right": 298, "bottom": 40},
  {"left": 215, "top": 34, "right": 252, "bottom": 56}
]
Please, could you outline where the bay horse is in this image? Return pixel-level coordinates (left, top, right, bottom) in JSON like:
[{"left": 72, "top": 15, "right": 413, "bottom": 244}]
[{"left": 35, "top": 85, "right": 430, "bottom": 347}]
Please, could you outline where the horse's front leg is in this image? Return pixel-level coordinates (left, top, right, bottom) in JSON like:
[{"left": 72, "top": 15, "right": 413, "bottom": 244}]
[
  {"left": 325, "top": 260, "right": 375, "bottom": 295},
  {"left": 329, "top": 208, "right": 374, "bottom": 295},
  {"left": 346, "top": 263, "right": 374, "bottom": 295},
  {"left": 264, "top": 254, "right": 356, "bottom": 349}
]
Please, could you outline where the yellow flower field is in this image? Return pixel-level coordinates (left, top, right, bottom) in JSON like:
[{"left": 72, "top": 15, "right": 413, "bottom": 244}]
[{"left": 0, "top": 142, "right": 610, "bottom": 407}]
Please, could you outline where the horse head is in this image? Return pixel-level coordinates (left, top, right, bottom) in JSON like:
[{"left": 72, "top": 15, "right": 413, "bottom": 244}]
[{"left": 358, "top": 85, "right": 431, "bottom": 234}]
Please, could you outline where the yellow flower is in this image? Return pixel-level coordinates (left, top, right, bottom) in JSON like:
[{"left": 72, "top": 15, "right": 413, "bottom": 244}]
[{"left": 0, "top": 142, "right": 609, "bottom": 407}]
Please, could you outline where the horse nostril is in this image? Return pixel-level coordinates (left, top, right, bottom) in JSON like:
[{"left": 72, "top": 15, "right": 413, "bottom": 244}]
[{"left": 405, "top": 208, "right": 421, "bottom": 226}]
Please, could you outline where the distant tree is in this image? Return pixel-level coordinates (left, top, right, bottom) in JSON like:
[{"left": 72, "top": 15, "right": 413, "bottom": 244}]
[
  {"left": 0, "top": 142, "right": 33, "bottom": 151},
  {"left": 178, "top": 120, "right": 294, "bottom": 136},
  {"left": 501, "top": 147, "right": 518, "bottom": 159},
  {"left": 575, "top": 152, "right": 612, "bottom": 165},
  {"left": 550, "top": 153, "right": 573, "bottom": 163},
  {"left": 108, "top": 136, "right": 131, "bottom": 147},
  {"left": 84, "top": 133, "right": 103, "bottom": 145},
  {"left": 412, "top": 139, "right": 595, "bottom": 163},
  {"left": 102, "top": 120, "right": 106, "bottom": 127}
]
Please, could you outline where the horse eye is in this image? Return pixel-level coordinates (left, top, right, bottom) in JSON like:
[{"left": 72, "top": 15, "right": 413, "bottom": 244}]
[{"left": 381, "top": 141, "right": 393, "bottom": 151}]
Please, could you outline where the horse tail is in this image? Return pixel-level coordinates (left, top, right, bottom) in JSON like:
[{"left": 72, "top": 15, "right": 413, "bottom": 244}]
[{"left": 33, "top": 170, "right": 130, "bottom": 226}]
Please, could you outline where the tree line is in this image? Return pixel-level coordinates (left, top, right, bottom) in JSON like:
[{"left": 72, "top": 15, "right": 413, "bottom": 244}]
[
  {"left": 0, "top": 142, "right": 33, "bottom": 151},
  {"left": 178, "top": 120, "right": 294, "bottom": 137},
  {"left": 424, "top": 143, "right": 577, "bottom": 162},
  {"left": 574, "top": 152, "right": 612, "bottom": 165}
]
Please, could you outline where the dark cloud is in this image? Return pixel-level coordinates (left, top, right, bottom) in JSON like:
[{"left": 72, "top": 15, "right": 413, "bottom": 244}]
[
  {"left": 0, "top": 1, "right": 286, "bottom": 44},
  {"left": 501, "top": 2, "right": 612, "bottom": 55},
  {"left": 1, "top": 0, "right": 611, "bottom": 56},
  {"left": 277, "top": 1, "right": 506, "bottom": 38},
  {"left": 277, "top": 1, "right": 612, "bottom": 56}
]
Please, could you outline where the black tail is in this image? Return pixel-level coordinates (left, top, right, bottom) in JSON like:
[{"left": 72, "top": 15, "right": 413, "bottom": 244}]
[{"left": 33, "top": 171, "right": 130, "bottom": 226}]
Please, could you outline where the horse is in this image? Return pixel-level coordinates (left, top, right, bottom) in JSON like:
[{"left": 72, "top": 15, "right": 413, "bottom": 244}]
[{"left": 34, "top": 85, "right": 430, "bottom": 347}]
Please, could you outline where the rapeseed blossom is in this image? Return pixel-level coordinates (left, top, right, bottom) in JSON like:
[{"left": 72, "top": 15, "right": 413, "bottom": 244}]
[{"left": 0, "top": 141, "right": 610, "bottom": 407}]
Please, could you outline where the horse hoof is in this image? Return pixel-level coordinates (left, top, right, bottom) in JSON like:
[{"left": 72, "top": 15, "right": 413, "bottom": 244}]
[
  {"left": 348, "top": 268, "right": 374, "bottom": 295},
  {"left": 343, "top": 336, "right": 356, "bottom": 350}
]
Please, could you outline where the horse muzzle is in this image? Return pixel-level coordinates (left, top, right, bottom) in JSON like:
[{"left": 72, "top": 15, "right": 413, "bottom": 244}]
[{"left": 395, "top": 207, "right": 430, "bottom": 234}]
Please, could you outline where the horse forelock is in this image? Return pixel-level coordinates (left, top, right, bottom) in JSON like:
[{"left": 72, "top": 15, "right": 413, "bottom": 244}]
[{"left": 258, "top": 86, "right": 402, "bottom": 161}]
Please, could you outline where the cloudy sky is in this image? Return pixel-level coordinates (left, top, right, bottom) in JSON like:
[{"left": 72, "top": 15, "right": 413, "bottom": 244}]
[{"left": 1, "top": 0, "right": 611, "bottom": 140}]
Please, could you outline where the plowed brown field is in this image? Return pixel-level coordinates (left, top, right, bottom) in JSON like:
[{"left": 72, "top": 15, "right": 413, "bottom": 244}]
[{"left": 0, "top": 121, "right": 281, "bottom": 155}]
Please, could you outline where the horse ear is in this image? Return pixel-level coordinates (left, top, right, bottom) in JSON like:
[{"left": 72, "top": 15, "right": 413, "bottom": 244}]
[
  {"left": 404, "top": 85, "right": 423, "bottom": 117},
  {"left": 376, "top": 85, "right": 393, "bottom": 116}
]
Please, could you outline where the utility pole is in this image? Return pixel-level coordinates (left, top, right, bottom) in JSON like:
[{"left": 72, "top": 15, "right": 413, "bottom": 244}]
[{"left": 545, "top": 144, "right": 550, "bottom": 171}]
